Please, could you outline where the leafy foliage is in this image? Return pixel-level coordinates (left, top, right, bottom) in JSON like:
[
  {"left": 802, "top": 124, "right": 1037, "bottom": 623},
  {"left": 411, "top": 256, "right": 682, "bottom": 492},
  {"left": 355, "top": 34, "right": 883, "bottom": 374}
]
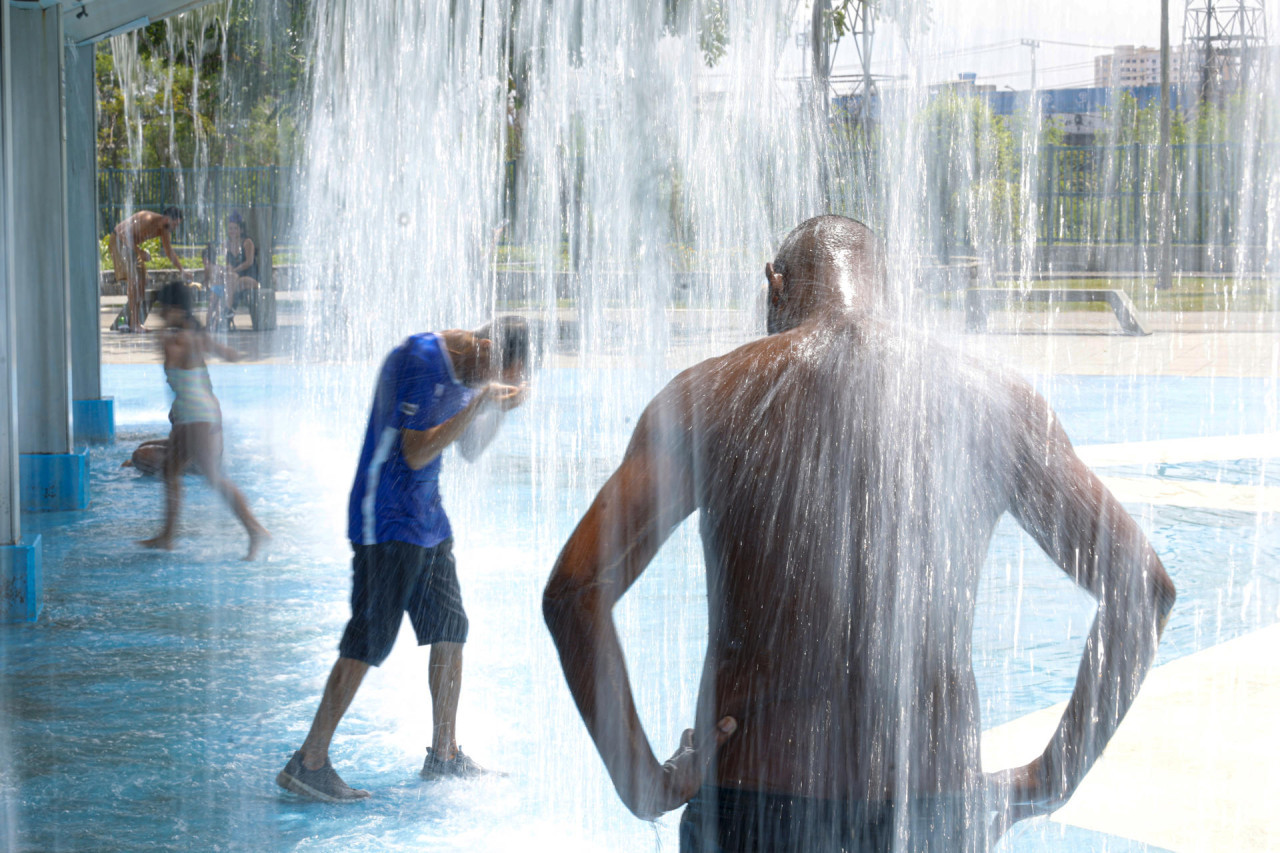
[
  {"left": 661, "top": 0, "right": 730, "bottom": 67},
  {"left": 95, "top": 0, "right": 310, "bottom": 171}
]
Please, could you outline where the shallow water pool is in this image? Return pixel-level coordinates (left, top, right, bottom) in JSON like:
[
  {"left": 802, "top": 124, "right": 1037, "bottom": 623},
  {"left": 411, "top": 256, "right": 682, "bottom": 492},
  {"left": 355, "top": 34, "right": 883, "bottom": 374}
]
[{"left": 0, "top": 364, "right": 1274, "bottom": 852}]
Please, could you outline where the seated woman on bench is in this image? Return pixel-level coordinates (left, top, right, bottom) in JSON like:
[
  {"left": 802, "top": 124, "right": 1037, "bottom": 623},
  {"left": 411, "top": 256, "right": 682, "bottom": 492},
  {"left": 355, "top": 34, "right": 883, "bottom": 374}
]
[{"left": 208, "top": 211, "right": 261, "bottom": 329}]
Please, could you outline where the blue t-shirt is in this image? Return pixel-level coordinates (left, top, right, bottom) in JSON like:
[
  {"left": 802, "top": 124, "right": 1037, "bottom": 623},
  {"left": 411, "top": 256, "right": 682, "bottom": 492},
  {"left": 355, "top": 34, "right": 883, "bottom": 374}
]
[{"left": 347, "top": 333, "right": 475, "bottom": 547}]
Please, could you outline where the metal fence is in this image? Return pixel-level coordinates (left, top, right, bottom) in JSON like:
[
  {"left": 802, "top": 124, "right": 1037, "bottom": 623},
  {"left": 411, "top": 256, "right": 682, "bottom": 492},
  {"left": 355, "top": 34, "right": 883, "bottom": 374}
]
[
  {"left": 101, "top": 147, "right": 1274, "bottom": 258},
  {"left": 97, "top": 166, "right": 295, "bottom": 248},
  {"left": 1039, "top": 143, "right": 1274, "bottom": 247}
]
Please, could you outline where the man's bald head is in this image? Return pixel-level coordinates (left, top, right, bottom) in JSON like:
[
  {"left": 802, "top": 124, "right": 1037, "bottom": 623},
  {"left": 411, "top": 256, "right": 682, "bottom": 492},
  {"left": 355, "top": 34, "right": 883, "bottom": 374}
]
[{"left": 765, "top": 215, "right": 885, "bottom": 334}]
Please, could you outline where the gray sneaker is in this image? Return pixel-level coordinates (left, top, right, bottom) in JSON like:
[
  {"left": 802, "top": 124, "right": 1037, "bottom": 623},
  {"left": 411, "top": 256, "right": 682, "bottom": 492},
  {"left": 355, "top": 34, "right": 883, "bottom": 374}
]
[
  {"left": 276, "top": 750, "right": 371, "bottom": 803},
  {"left": 419, "top": 746, "right": 494, "bottom": 780}
]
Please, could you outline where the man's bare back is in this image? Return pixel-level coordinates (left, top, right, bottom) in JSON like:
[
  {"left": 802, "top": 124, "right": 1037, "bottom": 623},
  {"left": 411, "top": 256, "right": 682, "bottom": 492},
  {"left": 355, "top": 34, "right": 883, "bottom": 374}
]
[
  {"left": 545, "top": 216, "right": 1175, "bottom": 851},
  {"left": 670, "top": 320, "right": 1007, "bottom": 799},
  {"left": 115, "top": 209, "right": 175, "bottom": 245},
  {"left": 110, "top": 208, "right": 188, "bottom": 332}
]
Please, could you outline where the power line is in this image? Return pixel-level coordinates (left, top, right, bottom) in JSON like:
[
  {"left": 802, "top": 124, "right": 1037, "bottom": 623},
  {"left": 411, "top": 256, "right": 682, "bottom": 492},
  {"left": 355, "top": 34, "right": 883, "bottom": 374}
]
[
  {"left": 922, "top": 40, "right": 1022, "bottom": 59},
  {"left": 908, "top": 37, "right": 1116, "bottom": 63},
  {"left": 1036, "top": 38, "right": 1116, "bottom": 50},
  {"left": 976, "top": 59, "right": 1097, "bottom": 81}
]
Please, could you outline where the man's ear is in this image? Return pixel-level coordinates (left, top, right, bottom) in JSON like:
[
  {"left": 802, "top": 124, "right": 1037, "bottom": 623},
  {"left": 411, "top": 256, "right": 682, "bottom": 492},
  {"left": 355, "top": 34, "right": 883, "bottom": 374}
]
[
  {"left": 765, "top": 263, "right": 785, "bottom": 303},
  {"left": 475, "top": 337, "right": 494, "bottom": 370}
]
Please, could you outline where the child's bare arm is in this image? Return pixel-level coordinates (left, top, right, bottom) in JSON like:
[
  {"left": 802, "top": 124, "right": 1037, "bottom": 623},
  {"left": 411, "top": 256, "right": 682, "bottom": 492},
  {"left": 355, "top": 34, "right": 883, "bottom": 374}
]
[{"left": 204, "top": 332, "right": 242, "bottom": 363}]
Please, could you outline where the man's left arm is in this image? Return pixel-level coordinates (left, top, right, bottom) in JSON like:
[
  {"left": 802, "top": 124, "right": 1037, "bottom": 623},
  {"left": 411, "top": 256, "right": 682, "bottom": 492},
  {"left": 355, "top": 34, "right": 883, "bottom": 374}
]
[
  {"left": 159, "top": 227, "right": 190, "bottom": 278},
  {"left": 543, "top": 376, "right": 735, "bottom": 820},
  {"left": 991, "top": 386, "right": 1176, "bottom": 834}
]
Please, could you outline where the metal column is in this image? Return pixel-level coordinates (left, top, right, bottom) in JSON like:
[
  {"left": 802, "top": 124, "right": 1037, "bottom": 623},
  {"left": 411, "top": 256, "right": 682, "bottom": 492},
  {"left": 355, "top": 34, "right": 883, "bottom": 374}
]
[
  {"left": 0, "top": 1, "right": 44, "bottom": 622},
  {"left": 66, "top": 42, "right": 113, "bottom": 442},
  {"left": 10, "top": 4, "right": 88, "bottom": 512}
]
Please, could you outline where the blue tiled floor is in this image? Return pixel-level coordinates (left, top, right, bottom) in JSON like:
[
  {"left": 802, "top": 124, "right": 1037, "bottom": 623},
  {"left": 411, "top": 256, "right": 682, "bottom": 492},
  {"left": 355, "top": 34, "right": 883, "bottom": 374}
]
[{"left": 0, "top": 364, "right": 1272, "bottom": 850}]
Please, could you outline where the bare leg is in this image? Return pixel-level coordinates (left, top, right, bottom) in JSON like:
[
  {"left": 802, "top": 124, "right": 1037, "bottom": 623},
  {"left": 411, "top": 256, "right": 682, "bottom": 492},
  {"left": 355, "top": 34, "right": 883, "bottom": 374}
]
[
  {"left": 192, "top": 424, "right": 269, "bottom": 559},
  {"left": 299, "top": 657, "right": 369, "bottom": 770},
  {"left": 238, "top": 276, "right": 260, "bottom": 302},
  {"left": 109, "top": 234, "right": 130, "bottom": 330},
  {"left": 126, "top": 270, "right": 139, "bottom": 332},
  {"left": 134, "top": 263, "right": 149, "bottom": 331},
  {"left": 428, "top": 642, "right": 464, "bottom": 758},
  {"left": 138, "top": 426, "right": 186, "bottom": 549},
  {"left": 225, "top": 274, "right": 240, "bottom": 320}
]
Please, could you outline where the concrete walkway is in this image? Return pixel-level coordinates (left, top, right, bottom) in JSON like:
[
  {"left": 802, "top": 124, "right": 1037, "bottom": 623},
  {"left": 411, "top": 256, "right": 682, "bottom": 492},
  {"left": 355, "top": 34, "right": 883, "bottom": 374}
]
[
  {"left": 102, "top": 294, "right": 1279, "bottom": 378},
  {"left": 982, "top": 624, "right": 1280, "bottom": 852}
]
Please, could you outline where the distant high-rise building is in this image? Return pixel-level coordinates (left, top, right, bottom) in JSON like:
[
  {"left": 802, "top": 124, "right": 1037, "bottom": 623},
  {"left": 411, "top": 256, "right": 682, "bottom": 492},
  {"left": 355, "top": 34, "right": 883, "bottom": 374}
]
[{"left": 1094, "top": 45, "right": 1190, "bottom": 88}]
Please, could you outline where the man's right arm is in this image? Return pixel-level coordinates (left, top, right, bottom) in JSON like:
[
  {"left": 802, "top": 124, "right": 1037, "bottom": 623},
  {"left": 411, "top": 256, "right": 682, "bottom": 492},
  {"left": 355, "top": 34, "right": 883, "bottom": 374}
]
[
  {"left": 992, "top": 385, "right": 1176, "bottom": 831},
  {"left": 543, "top": 374, "right": 736, "bottom": 819},
  {"left": 400, "top": 387, "right": 492, "bottom": 470},
  {"left": 400, "top": 384, "right": 525, "bottom": 470},
  {"left": 158, "top": 227, "right": 190, "bottom": 277}
]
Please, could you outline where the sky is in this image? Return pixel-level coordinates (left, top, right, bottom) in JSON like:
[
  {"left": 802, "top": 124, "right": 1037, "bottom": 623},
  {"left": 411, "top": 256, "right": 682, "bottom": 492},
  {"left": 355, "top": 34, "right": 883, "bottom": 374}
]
[{"left": 778, "top": 0, "right": 1272, "bottom": 92}]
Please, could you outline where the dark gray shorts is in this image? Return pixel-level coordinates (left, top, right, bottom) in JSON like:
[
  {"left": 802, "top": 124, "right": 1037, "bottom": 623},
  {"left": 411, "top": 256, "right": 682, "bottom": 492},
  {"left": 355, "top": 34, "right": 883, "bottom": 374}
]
[
  {"left": 679, "top": 786, "right": 985, "bottom": 853},
  {"left": 338, "top": 538, "right": 468, "bottom": 666}
]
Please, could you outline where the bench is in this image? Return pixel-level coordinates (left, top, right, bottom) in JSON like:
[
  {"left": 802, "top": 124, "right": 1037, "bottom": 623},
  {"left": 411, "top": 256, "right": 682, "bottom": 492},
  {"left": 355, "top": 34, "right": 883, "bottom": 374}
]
[
  {"left": 106, "top": 274, "right": 276, "bottom": 332},
  {"left": 244, "top": 288, "right": 277, "bottom": 331},
  {"left": 964, "top": 288, "right": 1149, "bottom": 336},
  {"left": 209, "top": 288, "right": 278, "bottom": 332}
]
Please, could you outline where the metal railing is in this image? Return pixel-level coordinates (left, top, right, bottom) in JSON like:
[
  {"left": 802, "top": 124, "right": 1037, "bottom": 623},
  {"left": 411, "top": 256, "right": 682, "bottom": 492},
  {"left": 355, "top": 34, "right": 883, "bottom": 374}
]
[
  {"left": 1039, "top": 142, "right": 1273, "bottom": 247},
  {"left": 100, "top": 146, "right": 1275, "bottom": 258},
  {"left": 97, "top": 166, "right": 295, "bottom": 248}
]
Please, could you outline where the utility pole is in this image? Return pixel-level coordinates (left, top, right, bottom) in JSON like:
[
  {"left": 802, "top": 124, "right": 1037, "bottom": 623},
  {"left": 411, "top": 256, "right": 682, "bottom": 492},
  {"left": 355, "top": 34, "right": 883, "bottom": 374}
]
[
  {"left": 1021, "top": 38, "right": 1040, "bottom": 91},
  {"left": 1158, "top": 0, "right": 1174, "bottom": 288},
  {"left": 811, "top": 0, "right": 831, "bottom": 117},
  {"left": 1018, "top": 38, "right": 1041, "bottom": 284},
  {"left": 809, "top": 0, "right": 833, "bottom": 210}
]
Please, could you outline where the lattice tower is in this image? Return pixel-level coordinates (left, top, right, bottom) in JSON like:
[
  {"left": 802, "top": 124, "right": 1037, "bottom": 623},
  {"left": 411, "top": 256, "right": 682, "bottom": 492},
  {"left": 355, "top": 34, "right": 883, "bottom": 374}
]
[{"left": 1182, "top": 0, "right": 1268, "bottom": 100}]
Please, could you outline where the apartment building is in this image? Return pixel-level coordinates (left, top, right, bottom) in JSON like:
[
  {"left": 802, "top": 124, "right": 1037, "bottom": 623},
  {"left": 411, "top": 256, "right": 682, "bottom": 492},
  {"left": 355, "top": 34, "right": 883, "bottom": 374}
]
[{"left": 1095, "top": 45, "right": 1190, "bottom": 87}]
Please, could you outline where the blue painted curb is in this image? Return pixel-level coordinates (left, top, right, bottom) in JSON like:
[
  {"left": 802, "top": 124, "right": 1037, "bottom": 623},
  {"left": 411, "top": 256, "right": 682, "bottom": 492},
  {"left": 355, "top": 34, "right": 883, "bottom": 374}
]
[
  {"left": 73, "top": 397, "right": 116, "bottom": 444},
  {"left": 1, "top": 534, "right": 43, "bottom": 622},
  {"left": 20, "top": 448, "right": 90, "bottom": 511}
]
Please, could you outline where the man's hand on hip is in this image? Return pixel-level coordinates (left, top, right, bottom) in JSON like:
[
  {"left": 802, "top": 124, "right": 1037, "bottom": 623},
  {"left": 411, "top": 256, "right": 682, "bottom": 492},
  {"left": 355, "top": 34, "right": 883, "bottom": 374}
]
[{"left": 644, "top": 716, "right": 738, "bottom": 819}]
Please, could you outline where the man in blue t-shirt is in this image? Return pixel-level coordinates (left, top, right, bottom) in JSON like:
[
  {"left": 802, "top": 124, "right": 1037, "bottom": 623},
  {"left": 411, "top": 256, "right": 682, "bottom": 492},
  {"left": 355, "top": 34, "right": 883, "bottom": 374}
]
[{"left": 278, "top": 318, "right": 529, "bottom": 803}]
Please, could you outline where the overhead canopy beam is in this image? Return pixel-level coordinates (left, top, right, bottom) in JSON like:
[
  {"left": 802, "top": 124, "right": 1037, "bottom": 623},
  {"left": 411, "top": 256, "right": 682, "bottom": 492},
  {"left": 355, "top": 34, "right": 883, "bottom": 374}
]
[{"left": 8, "top": 0, "right": 222, "bottom": 45}]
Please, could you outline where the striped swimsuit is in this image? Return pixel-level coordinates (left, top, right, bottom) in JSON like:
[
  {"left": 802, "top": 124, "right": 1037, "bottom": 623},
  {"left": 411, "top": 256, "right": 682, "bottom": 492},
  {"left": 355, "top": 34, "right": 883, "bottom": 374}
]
[{"left": 166, "top": 365, "right": 220, "bottom": 425}]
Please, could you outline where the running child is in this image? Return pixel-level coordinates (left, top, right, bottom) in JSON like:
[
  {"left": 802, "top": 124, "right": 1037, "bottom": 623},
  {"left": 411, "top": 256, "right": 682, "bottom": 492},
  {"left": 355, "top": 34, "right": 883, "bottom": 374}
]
[{"left": 138, "top": 282, "right": 269, "bottom": 560}]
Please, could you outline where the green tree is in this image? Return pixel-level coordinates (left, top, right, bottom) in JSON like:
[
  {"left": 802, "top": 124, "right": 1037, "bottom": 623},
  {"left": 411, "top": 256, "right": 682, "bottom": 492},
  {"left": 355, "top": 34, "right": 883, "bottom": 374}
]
[
  {"left": 95, "top": 0, "right": 310, "bottom": 172},
  {"left": 915, "top": 92, "right": 1025, "bottom": 254}
]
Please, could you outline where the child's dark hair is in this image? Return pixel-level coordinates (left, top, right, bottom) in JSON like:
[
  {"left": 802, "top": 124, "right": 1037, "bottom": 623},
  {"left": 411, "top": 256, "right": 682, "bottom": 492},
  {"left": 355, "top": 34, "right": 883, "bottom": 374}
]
[
  {"left": 475, "top": 315, "right": 531, "bottom": 371},
  {"left": 201, "top": 243, "right": 216, "bottom": 265},
  {"left": 162, "top": 205, "right": 184, "bottom": 222},
  {"left": 155, "top": 281, "right": 194, "bottom": 322}
]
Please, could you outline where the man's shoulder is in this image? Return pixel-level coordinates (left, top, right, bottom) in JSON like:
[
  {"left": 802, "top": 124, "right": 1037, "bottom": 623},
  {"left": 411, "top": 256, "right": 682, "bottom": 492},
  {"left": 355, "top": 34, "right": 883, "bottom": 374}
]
[
  {"left": 126, "top": 210, "right": 158, "bottom": 229},
  {"left": 382, "top": 333, "right": 466, "bottom": 416},
  {"left": 647, "top": 336, "right": 787, "bottom": 428},
  {"left": 398, "top": 330, "right": 440, "bottom": 353},
  {"left": 683, "top": 334, "right": 787, "bottom": 382},
  {"left": 389, "top": 333, "right": 448, "bottom": 372}
]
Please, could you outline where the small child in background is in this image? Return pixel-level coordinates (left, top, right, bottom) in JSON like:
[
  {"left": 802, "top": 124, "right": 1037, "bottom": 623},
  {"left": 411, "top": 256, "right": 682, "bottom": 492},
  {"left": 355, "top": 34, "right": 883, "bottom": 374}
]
[
  {"left": 122, "top": 438, "right": 204, "bottom": 478},
  {"left": 138, "top": 282, "right": 269, "bottom": 560},
  {"left": 202, "top": 243, "right": 231, "bottom": 330}
]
